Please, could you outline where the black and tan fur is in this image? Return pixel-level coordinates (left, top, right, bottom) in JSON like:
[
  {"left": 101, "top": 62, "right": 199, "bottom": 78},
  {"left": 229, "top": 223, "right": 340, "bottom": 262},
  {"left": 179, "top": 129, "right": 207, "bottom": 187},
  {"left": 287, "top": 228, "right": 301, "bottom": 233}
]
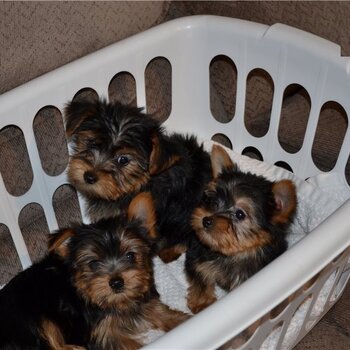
[
  {"left": 0, "top": 193, "right": 188, "bottom": 350},
  {"left": 65, "top": 98, "right": 212, "bottom": 262},
  {"left": 185, "top": 145, "right": 297, "bottom": 313}
]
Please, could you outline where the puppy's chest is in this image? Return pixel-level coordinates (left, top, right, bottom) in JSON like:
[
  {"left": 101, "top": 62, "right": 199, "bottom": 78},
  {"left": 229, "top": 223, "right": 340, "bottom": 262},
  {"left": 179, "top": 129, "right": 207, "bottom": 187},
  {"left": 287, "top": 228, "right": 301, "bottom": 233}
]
[
  {"left": 92, "top": 311, "right": 149, "bottom": 343},
  {"left": 87, "top": 196, "right": 130, "bottom": 221},
  {"left": 197, "top": 256, "right": 251, "bottom": 291}
]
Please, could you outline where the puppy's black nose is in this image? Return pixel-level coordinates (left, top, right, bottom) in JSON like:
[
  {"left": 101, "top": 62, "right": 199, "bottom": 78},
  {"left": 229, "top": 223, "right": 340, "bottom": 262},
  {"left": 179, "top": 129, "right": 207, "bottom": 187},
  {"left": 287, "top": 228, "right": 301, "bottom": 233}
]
[
  {"left": 84, "top": 171, "right": 97, "bottom": 184},
  {"left": 202, "top": 216, "right": 213, "bottom": 228},
  {"left": 109, "top": 277, "right": 124, "bottom": 292}
]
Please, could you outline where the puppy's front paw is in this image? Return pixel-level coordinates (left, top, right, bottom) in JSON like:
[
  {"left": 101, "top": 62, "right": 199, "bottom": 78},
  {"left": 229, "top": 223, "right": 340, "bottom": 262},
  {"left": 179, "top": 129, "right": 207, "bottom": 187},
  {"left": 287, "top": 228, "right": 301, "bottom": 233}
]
[
  {"left": 158, "top": 244, "right": 186, "bottom": 263},
  {"left": 187, "top": 284, "right": 217, "bottom": 314}
]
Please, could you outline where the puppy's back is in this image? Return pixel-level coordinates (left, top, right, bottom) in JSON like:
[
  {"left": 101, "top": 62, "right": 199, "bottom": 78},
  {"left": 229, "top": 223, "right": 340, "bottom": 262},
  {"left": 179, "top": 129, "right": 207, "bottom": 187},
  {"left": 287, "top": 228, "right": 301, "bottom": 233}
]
[
  {"left": 0, "top": 255, "right": 87, "bottom": 349},
  {"left": 150, "top": 133, "right": 212, "bottom": 249}
]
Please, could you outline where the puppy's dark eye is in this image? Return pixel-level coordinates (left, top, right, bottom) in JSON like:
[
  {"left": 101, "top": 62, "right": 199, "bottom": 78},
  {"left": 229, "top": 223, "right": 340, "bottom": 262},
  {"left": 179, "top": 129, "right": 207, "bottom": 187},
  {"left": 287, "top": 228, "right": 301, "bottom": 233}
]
[
  {"left": 235, "top": 209, "right": 246, "bottom": 221},
  {"left": 116, "top": 155, "right": 130, "bottom": 166},
  {"left": 88, "top": 260, "right": 100, "bottom": 270},
  {"left": 125, "top": 251, "right": 136, "bottom": 262}
]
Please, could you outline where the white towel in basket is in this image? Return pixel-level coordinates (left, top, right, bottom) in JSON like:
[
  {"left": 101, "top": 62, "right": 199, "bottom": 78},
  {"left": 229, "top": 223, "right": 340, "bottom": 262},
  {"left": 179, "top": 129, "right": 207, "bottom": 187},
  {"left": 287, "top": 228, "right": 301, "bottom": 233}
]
[{"left": 145, "top": 141, "right": 350, "bottom": 347}]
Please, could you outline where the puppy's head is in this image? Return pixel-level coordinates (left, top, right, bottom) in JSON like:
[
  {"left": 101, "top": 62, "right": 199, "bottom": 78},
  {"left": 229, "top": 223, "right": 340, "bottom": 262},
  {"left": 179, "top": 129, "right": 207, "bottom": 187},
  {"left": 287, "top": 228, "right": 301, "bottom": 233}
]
[
  {"left": 191, "top": 145, "right": 297, "bottom": 256},
  {"left": 49, "top": 192, "right": 157, "bottom": 310},
  {"left": 64, "top": 99, "right": 177, "bottom": 201}
]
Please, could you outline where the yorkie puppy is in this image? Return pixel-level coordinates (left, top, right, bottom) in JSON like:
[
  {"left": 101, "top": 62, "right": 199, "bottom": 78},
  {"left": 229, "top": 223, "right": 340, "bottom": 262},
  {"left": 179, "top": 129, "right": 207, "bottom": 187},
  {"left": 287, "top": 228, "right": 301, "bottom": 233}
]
[
  {"left": 65, "top": 98, "right": 212, "bottom": 262},
  {"left": 186, "top": 145, "right": 297, "bottom": 313},
  {"left": 0, "top": 193, "right": 188, "bottom": 350}
]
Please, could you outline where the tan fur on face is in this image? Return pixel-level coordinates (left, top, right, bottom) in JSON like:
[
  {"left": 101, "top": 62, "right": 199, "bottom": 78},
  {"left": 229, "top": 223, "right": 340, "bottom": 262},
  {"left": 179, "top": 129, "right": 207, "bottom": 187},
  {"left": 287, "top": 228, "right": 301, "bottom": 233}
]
[
  {"left": 192, "top": 200, "right": 272, "bottom": 256},
  {"left": 67, "top": 157, "right": 150, "bottom": 201},
  {"left": 119, "top": 235, "right": 150, "bottom": 264},
  {"left": 73, "top": 233, "right": 152, "bottom": 310},
  {"left": 75, "top": 267, "right": 152, "bottom": 310}
]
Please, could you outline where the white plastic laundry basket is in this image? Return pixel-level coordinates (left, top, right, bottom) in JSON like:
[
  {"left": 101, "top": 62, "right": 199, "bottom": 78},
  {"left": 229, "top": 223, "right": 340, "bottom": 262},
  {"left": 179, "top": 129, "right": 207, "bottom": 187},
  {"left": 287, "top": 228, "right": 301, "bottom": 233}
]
[{"left": 1, "top": 15, "right": 350, "bottom": 349}]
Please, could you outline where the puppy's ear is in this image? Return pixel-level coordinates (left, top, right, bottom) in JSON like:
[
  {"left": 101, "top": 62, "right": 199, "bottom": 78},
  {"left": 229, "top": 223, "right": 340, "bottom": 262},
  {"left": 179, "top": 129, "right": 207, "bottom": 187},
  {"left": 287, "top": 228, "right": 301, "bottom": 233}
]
[
  {"left": 271, "top": 180, "right": 297, "bottom": 225},
  {"left": 48, "top": 228, "right": 76, "bottom": 258},
  {"left": 128, "top": 192, "right": 157, "bottom": 238},
  {"left": 211, "top": 144, "right": 235, "bottom": 178},
  {"left": 64, "top": 100, "right": 98, "bottom": 139},
  {"left": 149, "top": 133, "right": 181, "bottom": 175}
]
